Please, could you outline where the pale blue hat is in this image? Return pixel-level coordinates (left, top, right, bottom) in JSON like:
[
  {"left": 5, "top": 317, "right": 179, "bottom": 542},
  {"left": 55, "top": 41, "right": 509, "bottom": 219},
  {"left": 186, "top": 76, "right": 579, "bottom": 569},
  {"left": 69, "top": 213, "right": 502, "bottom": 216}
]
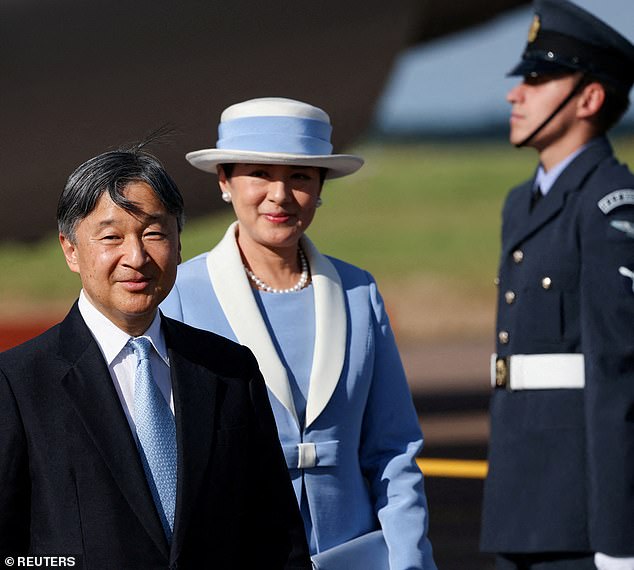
[{"left": 186, "top": 97, "right": 364, "bottom": 179}]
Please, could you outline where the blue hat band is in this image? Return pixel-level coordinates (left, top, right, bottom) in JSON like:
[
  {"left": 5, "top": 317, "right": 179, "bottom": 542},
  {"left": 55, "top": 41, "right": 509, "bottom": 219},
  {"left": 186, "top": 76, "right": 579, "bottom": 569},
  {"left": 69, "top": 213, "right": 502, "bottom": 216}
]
[{"left": 217, "top": 116, "right": 333, "bottom": 155}]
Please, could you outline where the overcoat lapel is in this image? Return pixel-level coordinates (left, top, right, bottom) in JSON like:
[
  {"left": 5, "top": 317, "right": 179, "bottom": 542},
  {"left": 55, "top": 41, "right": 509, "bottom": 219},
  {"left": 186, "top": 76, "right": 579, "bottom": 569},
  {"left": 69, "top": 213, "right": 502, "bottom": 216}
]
[
  {"left": 206, "top": 222, "right": 347, "bottom": 428},
  {"left": 162, "top": 318, "right": 218, "bottom": 563},
  {"left": 58, "top": 305, "right": 169, "bottom": 558},
  {"left": 503, "top": 178, "right": 568, "bottom": 256},
  {"left": 503, "top": 138, "right": 613, "bottom": 257}
]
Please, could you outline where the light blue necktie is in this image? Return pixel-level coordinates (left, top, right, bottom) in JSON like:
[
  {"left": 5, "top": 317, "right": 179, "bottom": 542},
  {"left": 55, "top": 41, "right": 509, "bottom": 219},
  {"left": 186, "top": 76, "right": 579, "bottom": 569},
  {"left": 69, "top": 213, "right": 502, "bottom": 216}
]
[{"left": 129, "top": 337, "right": 177, "bottom": 542}]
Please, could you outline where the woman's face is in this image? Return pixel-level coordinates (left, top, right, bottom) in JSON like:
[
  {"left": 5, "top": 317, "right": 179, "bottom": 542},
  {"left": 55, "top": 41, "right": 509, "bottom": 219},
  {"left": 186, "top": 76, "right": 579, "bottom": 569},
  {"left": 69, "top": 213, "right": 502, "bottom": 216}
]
[{"left": 218, "top": 163, "right": 322, "bottom": 254}]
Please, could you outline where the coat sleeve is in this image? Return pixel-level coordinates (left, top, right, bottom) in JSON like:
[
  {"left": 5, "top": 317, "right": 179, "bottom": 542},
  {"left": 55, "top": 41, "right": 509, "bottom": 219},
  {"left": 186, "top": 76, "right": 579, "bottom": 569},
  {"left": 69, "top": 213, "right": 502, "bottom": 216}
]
[
  {"left": 580, "top": 188, "right": 634, "bottom": 556},
  {"left": 244, "top": 351, "right": 312, "bottom": 570},
  {"left": 357, "top": 275, "right": 437, "bottom": 570},
  {"left": 0, "top": 367, "right": 31, "bottom": 556}
]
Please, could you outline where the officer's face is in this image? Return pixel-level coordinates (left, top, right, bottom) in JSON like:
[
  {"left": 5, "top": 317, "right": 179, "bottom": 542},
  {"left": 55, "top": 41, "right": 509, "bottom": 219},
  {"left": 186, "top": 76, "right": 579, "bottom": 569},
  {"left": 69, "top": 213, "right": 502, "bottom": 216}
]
[{"left": 506, "top": 72, "right": 581, "bottom": 151}]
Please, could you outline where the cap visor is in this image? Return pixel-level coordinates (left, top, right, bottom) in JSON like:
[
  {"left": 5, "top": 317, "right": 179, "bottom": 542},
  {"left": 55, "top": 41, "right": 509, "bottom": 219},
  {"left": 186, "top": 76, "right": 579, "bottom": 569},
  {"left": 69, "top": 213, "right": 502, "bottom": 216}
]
[{"left": 507, "top": 58, "right": 577, "bottom": 77}]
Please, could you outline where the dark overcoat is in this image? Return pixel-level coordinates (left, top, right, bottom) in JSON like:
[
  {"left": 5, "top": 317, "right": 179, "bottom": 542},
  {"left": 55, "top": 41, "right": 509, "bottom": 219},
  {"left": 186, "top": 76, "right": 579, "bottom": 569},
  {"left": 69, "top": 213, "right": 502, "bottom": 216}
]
[
  {"left": 0, "top": 304, "right": 311, "bottom": 569},
  {"left": 481, "top": 138, "right": 634, "bottom": 556}
]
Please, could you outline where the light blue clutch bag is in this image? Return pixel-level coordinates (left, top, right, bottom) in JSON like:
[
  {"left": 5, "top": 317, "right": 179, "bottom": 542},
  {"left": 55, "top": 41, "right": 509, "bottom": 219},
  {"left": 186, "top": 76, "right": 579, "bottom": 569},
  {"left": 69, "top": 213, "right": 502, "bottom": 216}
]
[{"left": 311, "top": 530, "right": 388, "bottom": 570}]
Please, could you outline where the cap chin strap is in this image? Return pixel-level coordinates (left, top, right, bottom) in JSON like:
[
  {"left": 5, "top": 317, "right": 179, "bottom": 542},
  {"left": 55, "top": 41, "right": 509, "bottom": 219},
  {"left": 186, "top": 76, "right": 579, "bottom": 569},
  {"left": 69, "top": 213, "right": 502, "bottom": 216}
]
[{"left": 515, "top": 74, "right": 588, "bottom": 148}]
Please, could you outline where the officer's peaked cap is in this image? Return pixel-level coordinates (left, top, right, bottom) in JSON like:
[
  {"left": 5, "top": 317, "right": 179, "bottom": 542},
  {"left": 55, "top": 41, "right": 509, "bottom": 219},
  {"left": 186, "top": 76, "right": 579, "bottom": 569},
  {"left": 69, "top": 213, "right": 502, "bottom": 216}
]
[{"left": 508, "top": 0, "right": 634, "bottom": 92}]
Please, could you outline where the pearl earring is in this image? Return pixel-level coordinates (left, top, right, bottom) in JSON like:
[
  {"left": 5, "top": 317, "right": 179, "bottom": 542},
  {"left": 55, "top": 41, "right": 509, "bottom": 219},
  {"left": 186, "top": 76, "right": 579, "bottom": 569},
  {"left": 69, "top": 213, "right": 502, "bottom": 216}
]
[
  {"left": 316, "top": 197, "right": 323, "bottom": 208},
  {"left": 221, "top": 191, "right": 232, "bottom": 203}
]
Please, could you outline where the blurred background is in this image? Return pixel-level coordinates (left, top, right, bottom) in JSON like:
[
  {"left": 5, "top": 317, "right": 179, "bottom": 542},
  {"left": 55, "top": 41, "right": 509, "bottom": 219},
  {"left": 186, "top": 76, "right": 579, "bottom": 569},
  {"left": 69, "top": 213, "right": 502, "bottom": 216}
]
[{"left": 2, "top": 1, "right": 633, "bottom": 567}]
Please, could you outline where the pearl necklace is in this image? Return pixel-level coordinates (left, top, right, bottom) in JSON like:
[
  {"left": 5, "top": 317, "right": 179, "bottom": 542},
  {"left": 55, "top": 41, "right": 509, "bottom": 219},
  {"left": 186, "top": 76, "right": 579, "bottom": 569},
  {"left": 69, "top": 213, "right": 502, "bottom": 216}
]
[{"left": 244, "top": 248, "right": 309, "bottom": 294}]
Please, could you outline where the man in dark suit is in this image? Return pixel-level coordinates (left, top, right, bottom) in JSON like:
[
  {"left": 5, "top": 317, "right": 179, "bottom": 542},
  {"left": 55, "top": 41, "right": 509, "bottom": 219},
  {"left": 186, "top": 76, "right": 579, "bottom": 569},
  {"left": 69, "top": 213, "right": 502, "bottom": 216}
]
[
  {"left": 0, "top": 144, "right": 311, "bottom": 569},
  {"left": 480, "top": 1, "right": 634, "bottom": 569}
]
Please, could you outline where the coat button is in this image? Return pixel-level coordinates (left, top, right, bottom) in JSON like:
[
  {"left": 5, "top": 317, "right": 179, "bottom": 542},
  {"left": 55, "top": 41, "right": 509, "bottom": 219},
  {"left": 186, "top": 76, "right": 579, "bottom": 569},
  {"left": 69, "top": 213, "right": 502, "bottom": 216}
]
[
  {"left": 498, "top": 330, "right": 510, "bottom": 344},
  {"left": 513, "top": 250, "right": 524, "bottom": 263},
  {"left": 505, "top": 291, "right": 516, "bottom": 304},
  {"left": 541, "top": 277, "right": 552, "bottom": 289},
  {"left": 494, "top": 277, "right": 500, "bottom": 286}
]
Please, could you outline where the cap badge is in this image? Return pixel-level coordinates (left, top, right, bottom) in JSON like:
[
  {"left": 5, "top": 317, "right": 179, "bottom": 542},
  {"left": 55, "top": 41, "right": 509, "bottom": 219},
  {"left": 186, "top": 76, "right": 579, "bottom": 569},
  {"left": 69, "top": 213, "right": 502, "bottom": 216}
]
[{"left": 528, "top": 14, "right": 540, "bottom": 43}]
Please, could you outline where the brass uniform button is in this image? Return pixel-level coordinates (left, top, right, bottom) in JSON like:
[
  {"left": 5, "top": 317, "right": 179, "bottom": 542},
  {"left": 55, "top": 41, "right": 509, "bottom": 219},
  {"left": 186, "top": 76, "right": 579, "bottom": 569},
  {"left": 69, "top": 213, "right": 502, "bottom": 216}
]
[
  {"left": 498, "top": 330, "right": 510, "bottom": 344},
  {"left": 542, "top": 277, "right": 552, "bottom": 290},
  {"left": 513, "top": 250, "right": 524, "bottom": 263},
  {"left": 494, "top": 277, "right": 500, "bottom": 286},
  {"left": 505, "top": 290, "right": 516, "bottom": 304}
]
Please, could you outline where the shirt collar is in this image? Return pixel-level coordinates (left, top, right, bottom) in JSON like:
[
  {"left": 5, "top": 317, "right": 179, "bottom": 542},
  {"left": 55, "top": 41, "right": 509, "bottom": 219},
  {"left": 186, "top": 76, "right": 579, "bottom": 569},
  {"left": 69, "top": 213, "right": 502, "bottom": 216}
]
[
  {"left": 78, "top": 290, "right": 169, "bottom": 366},
  {"left": 534, "top": 138, "right": 600, "bottom": 196}
]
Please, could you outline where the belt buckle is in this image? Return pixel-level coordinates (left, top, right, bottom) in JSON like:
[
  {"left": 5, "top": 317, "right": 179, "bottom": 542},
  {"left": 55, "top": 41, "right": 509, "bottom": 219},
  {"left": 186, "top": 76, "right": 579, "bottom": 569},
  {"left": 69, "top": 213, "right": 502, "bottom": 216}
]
[{"left": 495, "top": 357, "right": 509, "bottom": 389}]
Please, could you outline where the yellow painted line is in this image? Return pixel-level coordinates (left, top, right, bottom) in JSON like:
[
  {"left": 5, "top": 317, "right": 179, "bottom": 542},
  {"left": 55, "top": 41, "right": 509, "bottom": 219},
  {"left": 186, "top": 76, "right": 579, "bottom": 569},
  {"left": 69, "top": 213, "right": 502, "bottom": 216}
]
[{"left": 417, "top": 458, "right": 488, "bottom": 479}]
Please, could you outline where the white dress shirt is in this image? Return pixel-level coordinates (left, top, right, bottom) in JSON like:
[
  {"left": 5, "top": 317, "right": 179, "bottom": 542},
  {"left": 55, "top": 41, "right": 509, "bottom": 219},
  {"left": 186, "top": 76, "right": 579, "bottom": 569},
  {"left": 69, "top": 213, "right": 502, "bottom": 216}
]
[{"left": 78, "top": 290, "right": 174, "bottom": 434}]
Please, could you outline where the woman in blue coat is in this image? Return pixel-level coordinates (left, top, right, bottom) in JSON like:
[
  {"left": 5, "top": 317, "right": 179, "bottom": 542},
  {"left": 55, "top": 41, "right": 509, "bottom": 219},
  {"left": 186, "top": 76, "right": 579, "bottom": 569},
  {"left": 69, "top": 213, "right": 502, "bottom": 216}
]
[{"left": 161, "top": 97, "right": 436, "bottom": 569}]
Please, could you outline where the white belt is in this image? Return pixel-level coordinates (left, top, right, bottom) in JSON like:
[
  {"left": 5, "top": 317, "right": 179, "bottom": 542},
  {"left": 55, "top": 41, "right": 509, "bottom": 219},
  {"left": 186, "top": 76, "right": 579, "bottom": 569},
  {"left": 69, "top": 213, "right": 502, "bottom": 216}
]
[{"left": 491, "top": 353, "right": 585, "bottom": 390}]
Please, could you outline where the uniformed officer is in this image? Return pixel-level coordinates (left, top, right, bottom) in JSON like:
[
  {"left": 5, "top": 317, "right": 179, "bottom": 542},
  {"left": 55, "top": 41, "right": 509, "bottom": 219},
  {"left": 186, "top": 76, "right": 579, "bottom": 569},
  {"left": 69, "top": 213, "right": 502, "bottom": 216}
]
[{"left": 480, "top": 1, "right": 634, "bottom": 569}]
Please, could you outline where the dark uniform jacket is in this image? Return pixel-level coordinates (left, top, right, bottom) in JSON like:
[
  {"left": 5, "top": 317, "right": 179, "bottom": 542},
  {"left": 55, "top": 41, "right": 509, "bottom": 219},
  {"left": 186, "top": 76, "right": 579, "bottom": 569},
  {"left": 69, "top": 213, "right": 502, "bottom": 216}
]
[
  {"left": 0, "top": 304, "right": 311, "bottom": 569},
  {"left": 481, "top": 138, "right": 634, "bottom": 556}
]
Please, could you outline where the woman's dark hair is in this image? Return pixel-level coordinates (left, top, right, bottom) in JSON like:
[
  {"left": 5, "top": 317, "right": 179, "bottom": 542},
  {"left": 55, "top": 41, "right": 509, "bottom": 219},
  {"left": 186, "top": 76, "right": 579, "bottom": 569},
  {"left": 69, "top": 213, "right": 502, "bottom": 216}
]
[
  {"left": 58, "top": 142, "right": 185, "bottom": 242},
  {"left": 218, "top": 163, "right": 328, "bottom": 185}
]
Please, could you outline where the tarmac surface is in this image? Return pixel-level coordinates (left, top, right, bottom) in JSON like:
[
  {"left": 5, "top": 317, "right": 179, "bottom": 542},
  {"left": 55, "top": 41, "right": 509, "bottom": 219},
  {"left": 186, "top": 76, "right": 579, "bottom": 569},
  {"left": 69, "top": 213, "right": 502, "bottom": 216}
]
[
  {"left": 401, "top": 339, "right": 495, "bottom": 569},
  {"left": 0, "top": 322, "right": 495, "bottom": 569}
]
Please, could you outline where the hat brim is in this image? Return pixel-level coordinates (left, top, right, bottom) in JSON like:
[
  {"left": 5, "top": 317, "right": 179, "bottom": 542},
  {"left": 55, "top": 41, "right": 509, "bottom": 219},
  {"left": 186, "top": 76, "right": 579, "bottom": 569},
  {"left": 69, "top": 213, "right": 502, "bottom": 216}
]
[
  {"left": 507, "top": 57, "right": 578, "bottom": 78},
  {"left": 186, "top": 149, "right": 364, "bottom": 180}
]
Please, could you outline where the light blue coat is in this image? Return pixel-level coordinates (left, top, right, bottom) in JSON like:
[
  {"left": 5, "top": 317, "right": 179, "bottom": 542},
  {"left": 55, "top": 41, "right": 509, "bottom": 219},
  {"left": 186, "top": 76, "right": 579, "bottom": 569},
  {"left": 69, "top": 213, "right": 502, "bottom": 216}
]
[{"left": 161, "top": 223, "right": 436, "bottom": 569}]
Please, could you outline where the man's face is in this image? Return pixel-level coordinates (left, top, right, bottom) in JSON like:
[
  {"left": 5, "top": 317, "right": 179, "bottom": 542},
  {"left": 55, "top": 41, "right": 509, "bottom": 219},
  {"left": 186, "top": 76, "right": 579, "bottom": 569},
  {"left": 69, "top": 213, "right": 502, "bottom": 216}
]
[
  {"left": 59, "top": 181, "right": 181, "bottom": 335},
  {"left": 506, "top": 72, "right": 581, "bottom": 150}
]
